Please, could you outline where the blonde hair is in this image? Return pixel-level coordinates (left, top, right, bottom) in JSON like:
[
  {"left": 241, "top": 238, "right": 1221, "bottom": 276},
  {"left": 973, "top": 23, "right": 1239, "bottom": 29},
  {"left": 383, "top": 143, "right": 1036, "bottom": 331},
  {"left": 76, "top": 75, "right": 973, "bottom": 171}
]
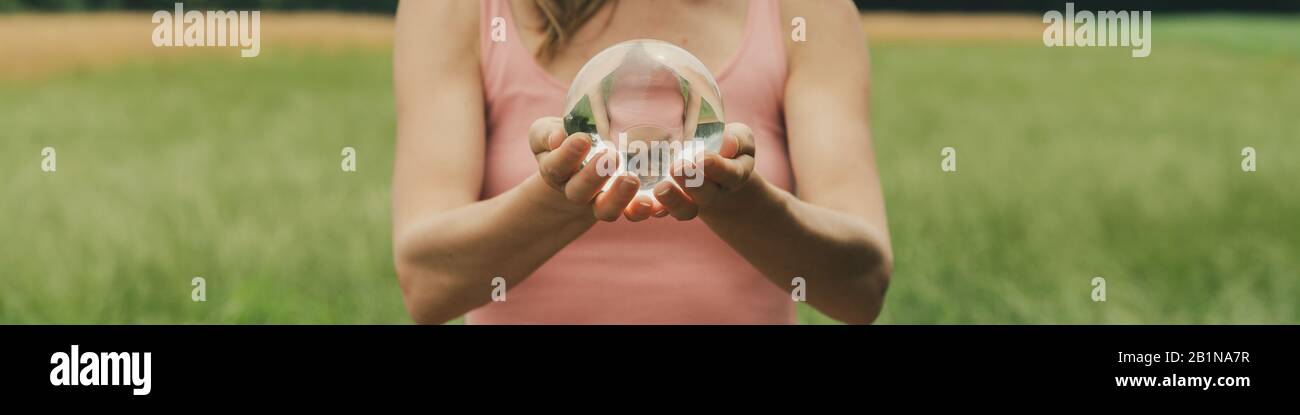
[{"left": 531, "top": 0, "right": 617, "bottom": 62}]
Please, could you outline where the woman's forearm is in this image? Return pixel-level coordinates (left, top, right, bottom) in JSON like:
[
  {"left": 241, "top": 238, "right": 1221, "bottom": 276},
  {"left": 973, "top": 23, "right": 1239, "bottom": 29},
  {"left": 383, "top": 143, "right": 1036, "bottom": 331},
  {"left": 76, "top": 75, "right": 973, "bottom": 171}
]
[
  {"left": 699, "top": 174, "right": 893, "bottom": 324},
  {"left": 394, "top": 174, "right": 596, "bottom": 323}
]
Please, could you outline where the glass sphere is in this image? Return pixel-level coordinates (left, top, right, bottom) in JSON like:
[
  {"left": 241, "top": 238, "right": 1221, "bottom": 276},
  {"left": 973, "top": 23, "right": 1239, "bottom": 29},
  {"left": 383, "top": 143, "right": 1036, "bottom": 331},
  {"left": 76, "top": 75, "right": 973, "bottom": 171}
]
[{"left": 563, "top": 39, "right": 725, "bottom": 194}]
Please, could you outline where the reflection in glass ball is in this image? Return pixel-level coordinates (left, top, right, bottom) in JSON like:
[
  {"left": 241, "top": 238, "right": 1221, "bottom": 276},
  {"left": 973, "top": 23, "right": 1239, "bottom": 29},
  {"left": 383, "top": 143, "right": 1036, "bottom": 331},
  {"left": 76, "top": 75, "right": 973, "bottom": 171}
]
[{"left": 563, "top": 39, "right": 726, "bottom": 194}]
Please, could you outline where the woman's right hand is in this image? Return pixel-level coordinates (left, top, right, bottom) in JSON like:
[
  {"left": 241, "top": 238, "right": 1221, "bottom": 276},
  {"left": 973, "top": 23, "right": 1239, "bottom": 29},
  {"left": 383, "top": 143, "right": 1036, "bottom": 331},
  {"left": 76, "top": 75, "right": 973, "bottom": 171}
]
[{"left": 529, "top": 117, "right": 656, "bottom": 222}]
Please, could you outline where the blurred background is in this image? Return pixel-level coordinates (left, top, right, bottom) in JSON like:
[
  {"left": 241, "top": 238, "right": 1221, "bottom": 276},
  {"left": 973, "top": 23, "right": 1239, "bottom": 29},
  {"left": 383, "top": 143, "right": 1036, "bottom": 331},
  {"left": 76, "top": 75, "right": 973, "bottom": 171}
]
[{"left": 1, "top": 1, "right": 1297, "bottom": 324}]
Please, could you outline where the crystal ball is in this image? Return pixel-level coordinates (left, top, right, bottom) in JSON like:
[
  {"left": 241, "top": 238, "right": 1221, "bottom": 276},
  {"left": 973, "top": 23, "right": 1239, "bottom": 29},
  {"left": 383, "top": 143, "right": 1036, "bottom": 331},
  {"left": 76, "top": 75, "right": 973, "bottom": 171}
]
[{"left": 563, "top": 39, "right": 726, "bottom": 194}]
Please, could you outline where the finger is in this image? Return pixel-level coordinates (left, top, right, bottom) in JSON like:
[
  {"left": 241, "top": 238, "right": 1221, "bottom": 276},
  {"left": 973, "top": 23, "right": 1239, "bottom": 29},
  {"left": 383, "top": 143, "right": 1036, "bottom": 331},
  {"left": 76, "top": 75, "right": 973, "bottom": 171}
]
[
  {"left": 722, "top": 122, "right": 756, "bottom": 159},
  {"left": 653, "top": 180, "right": 698, "bottom": 221},
  {"left": 593, "top": 175, "right": 640, "bottom": 222},
  {"left": 538, "top": 134, "right": 592, "bottom": 189},
  {"left": 672, "top": 159, "right": 721, "bottom": 207},
  {"left": 650, "top": 198, "right": 669, "bottom": 218},
  {"left": 529, "top": 117, "right": 565, "bottom": 156},
  {"left": 564, "top": 148, "right": 618, "bottom": 203},
  {"left": 623, "top": 194, "right": 656, "bottom": 222},
  {"left": 701, "top": 152, "right": 754, "bottom": 191}
]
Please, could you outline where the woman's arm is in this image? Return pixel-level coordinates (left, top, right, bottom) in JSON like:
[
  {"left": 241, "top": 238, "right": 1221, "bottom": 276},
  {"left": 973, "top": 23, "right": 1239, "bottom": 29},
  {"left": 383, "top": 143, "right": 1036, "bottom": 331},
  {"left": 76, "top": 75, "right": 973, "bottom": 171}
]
[
  {"left": 391, "top": 1, "right": 637, "bottom": 324},
  {"left": 655, "top": 0, "right": 892, "bottom": 324}
]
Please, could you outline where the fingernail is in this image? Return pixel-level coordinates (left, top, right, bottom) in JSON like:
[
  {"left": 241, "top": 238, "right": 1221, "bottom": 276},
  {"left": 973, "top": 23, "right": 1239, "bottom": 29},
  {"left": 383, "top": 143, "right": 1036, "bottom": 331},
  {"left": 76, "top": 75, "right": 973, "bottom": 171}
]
[
  {"left": 655, "top": 185, "right": 671, "bottom": 197},
  {"left": 620, "top": 177, "right": 638, "bottom": 191}
]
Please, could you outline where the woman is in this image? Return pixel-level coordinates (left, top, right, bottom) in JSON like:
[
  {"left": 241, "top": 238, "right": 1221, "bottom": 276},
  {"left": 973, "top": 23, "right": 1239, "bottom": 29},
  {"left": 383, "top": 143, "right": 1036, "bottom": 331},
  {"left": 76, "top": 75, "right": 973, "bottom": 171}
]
[{"left": 392, "top": 0, "right": 891, "bottom": 324}]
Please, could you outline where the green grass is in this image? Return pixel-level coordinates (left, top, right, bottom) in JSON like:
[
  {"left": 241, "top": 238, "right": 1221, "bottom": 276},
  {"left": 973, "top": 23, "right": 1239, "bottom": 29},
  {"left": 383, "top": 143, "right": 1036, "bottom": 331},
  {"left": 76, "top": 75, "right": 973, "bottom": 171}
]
[
  {"left": 1, "top": 48, "right": 401, "bottom": 323},
  {"left": 3, "top": 15, "right": 1298, "bottom": 324}
]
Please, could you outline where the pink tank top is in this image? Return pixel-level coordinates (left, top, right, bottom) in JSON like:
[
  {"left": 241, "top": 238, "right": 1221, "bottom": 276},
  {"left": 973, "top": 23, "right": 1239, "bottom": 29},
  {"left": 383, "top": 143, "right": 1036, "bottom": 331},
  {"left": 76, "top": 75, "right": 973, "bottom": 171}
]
[{"left": 473, "top": 0, "right": 794, "bottom": 323}]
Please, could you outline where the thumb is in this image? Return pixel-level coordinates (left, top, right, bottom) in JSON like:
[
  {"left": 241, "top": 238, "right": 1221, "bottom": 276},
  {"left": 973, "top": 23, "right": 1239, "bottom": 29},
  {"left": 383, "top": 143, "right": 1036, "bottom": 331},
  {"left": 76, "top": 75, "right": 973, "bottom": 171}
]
[{"left": 720, "top": 132, "right": 739, "bottom": 158}]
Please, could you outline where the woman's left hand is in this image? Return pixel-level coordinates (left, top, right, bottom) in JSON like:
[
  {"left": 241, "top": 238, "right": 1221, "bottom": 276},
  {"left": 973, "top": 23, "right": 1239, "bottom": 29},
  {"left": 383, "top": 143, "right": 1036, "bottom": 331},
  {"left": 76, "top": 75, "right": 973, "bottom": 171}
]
[{"left": 647, "top": 122, "right": 757, "bottom": 220}]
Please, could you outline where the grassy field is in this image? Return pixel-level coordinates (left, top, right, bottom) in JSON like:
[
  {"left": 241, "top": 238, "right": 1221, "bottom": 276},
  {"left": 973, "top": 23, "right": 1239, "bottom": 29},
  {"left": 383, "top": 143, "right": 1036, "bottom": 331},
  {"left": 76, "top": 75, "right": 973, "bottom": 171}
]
[{"left": 1, "top": 13, "right": 1296, "bottom": 324}]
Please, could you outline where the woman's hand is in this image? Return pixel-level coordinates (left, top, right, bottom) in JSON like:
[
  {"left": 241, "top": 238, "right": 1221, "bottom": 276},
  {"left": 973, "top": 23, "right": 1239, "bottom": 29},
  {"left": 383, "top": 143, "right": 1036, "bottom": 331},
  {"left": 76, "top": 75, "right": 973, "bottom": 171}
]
[
  {"left": 529, "top": 117, "right": 650, "bottom": 222},
  {"left": 652, "top": 122, "right": 757, "bottom": 220}
]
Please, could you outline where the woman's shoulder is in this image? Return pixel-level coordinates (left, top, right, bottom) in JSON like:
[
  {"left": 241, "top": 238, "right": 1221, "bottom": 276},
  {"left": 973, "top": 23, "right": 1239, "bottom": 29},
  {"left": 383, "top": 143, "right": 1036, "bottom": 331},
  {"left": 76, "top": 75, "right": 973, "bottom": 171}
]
[
  {"left": 395, "top": 0, "right": 479, "bottom": 51},
  {"left": 777, "top": 0, "right": 866, "bottom": 63}
]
